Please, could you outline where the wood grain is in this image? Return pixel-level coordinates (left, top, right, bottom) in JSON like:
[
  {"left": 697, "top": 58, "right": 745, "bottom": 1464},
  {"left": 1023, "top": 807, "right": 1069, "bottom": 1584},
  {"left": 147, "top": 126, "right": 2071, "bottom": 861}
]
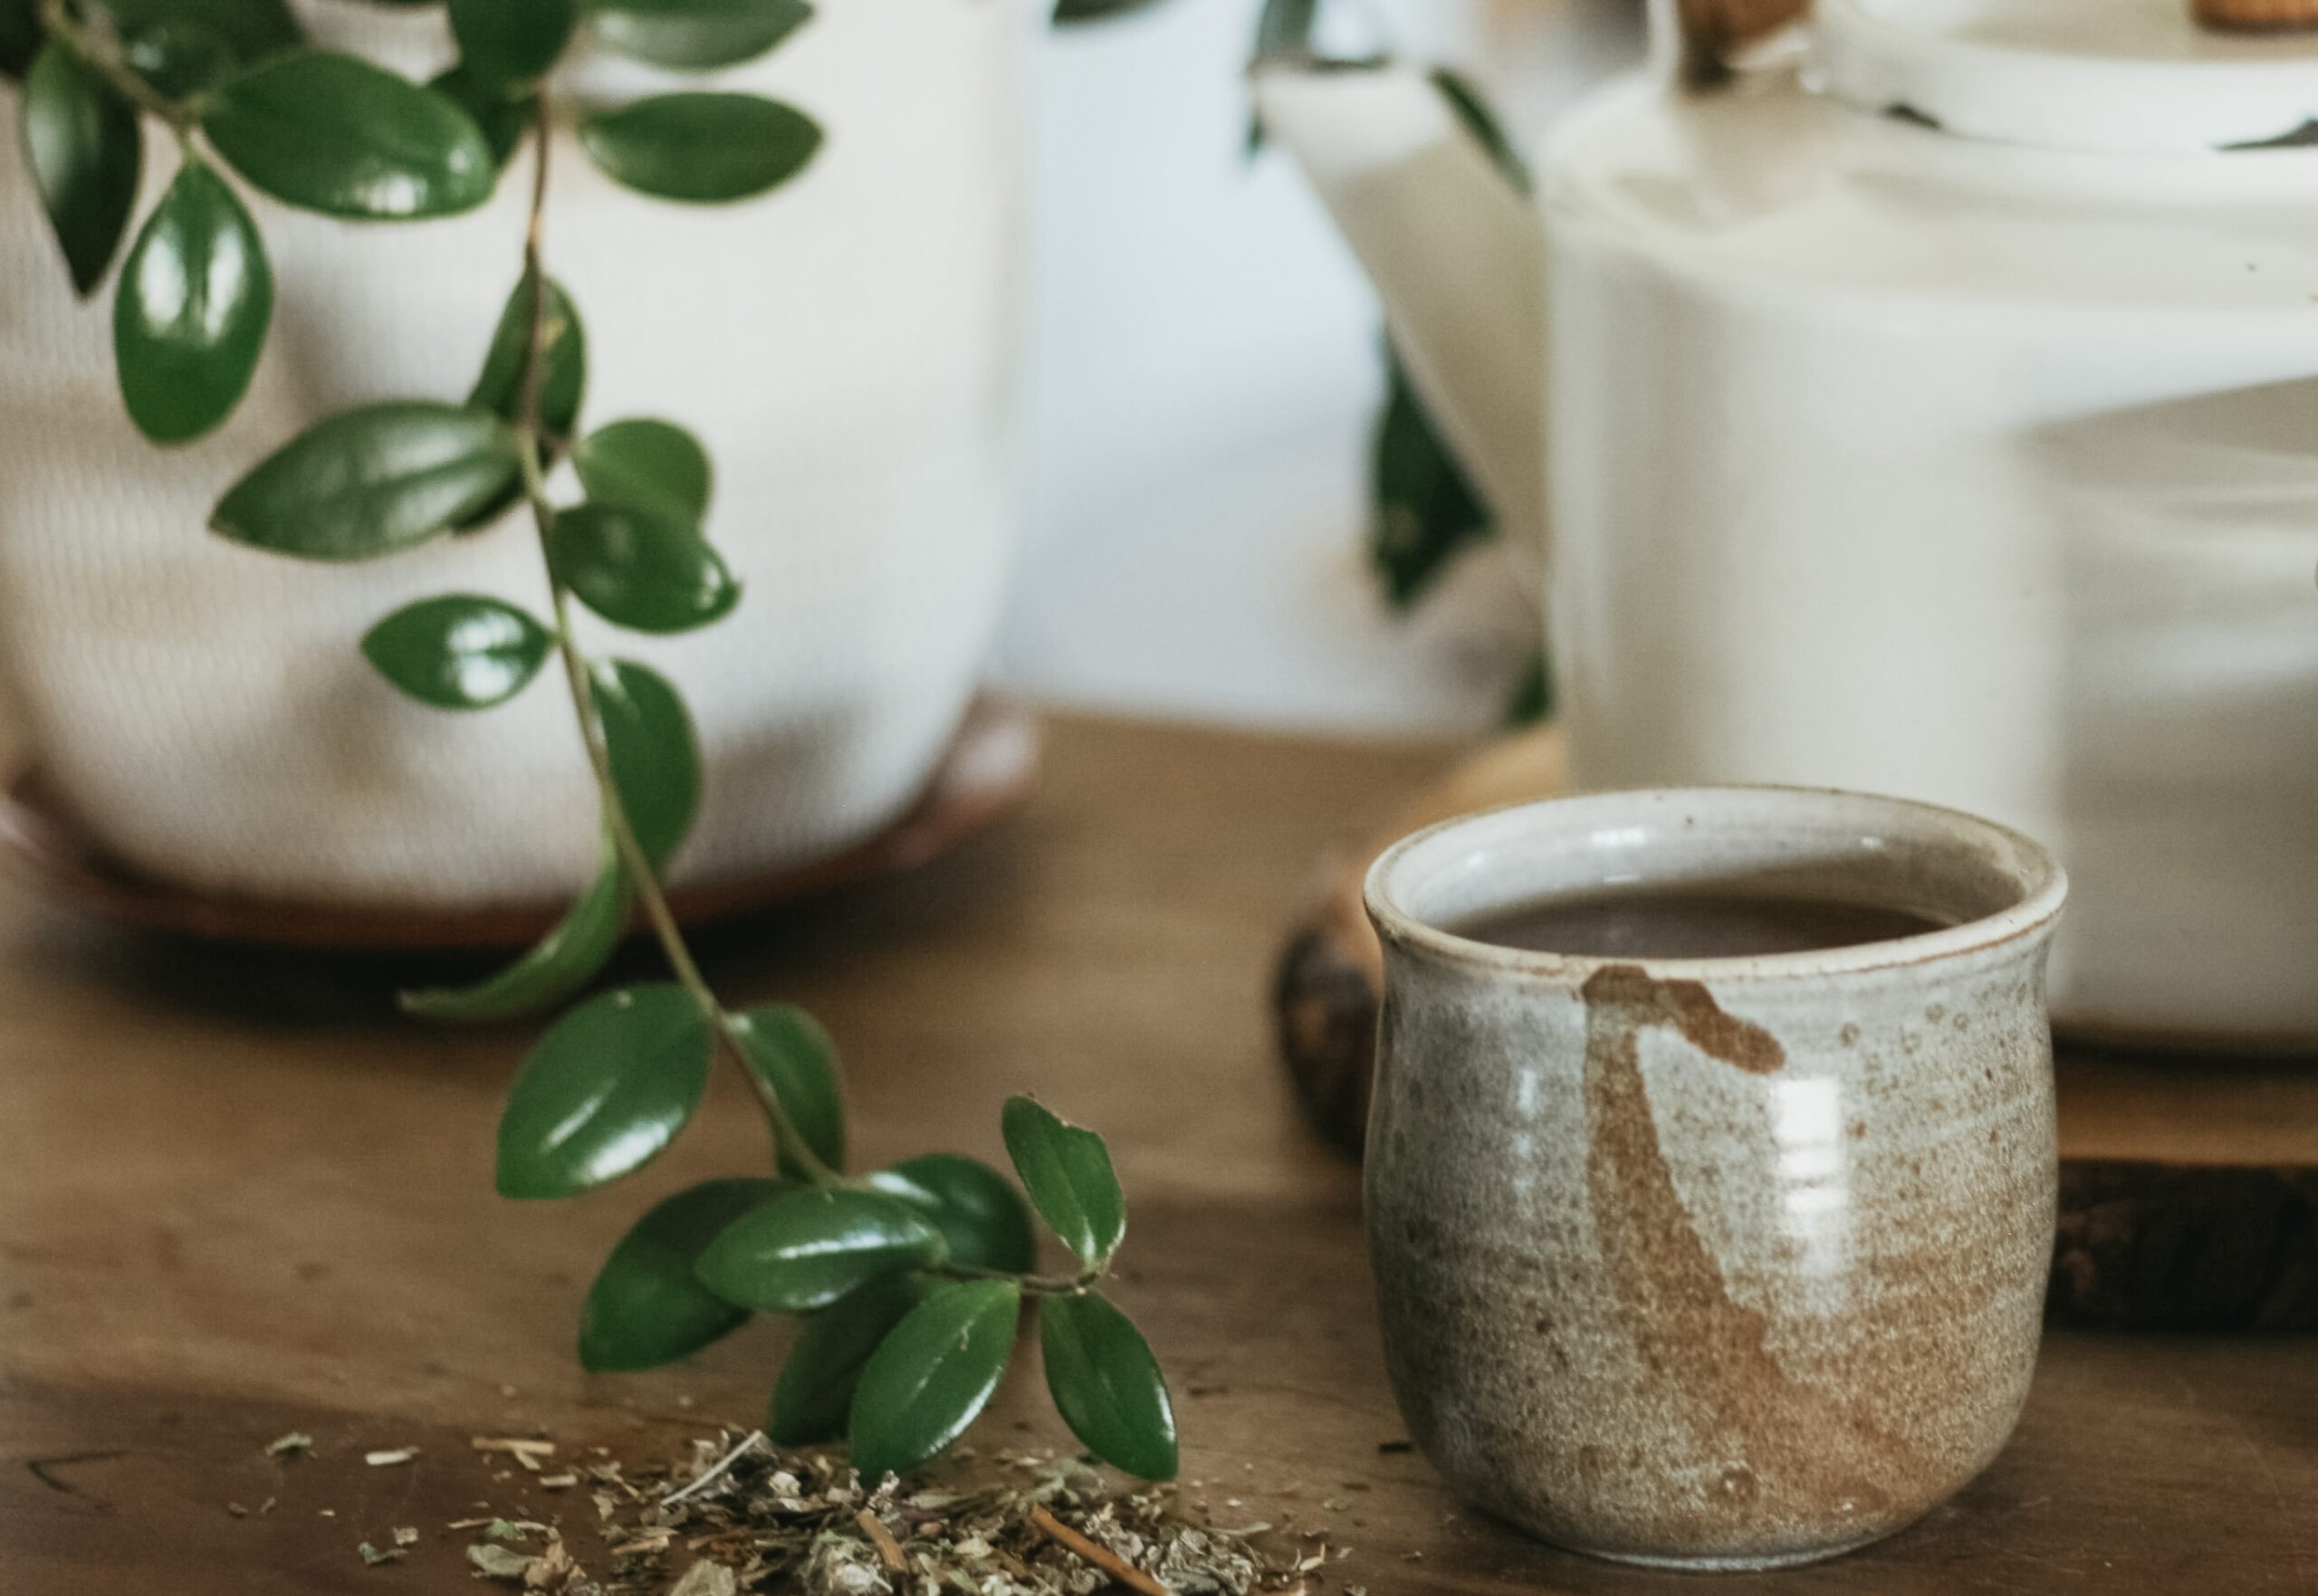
[{"left": 2, "top": 714, "right": 2313, "bottom": 1593}]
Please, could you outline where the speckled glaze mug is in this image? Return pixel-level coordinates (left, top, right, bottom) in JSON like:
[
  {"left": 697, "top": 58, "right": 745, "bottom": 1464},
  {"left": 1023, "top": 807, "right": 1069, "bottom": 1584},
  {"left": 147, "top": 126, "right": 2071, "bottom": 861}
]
[{"left": 1363, "top": 788, "right": 2067, "bottom": 1570}]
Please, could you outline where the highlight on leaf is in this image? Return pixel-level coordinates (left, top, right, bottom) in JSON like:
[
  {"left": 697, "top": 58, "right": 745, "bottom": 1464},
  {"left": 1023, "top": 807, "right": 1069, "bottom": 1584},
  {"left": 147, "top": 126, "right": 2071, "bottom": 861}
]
[
  {"left": 201, "top": 50, "right": 497, "bottom": 220},
  {"left": 104, "top": 0, "right": 302, "bottom": 69},
  {"left": 430, "top": 64, "right": 534, "bottom": 170},
  {"left": 865, "top": 1154, "right": 1037, "bottom": 1274},
  {"left": 210, "top": 400, "right": 523, "bottom": 561},
  {"left": 122, "top": 22, "right": 236, "bottom": 100},
  {"left": 550, "top": 500, "right": 740, "bottom": 634},
  {"left": 360, "top": 594, "right": 552, "bottom": 711},
  {"left": 1039, "top": 1290, "right": 1178, "bottom": 1480},
  {"left": 768, "top": 1271, "right": 932, "bottom": 1445},
  {"left": 694, "top": 1187, "right": 946, "bottom": 1314},
  {"left": 494, "top": 982, "right": 713, "bottom": 1199},
  {"left": 848, "top": 1278, "right": 1021, "bottom": 1482},
  {"left": 113, "top": 158, "right": 273, "bottom": 444}
]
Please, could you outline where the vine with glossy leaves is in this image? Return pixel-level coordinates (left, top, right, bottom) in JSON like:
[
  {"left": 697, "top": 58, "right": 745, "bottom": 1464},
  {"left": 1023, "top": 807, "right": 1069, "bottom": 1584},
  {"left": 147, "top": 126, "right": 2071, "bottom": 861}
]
[{"left": 4, "top": 0, "right": 1176, "bottom": 1485}]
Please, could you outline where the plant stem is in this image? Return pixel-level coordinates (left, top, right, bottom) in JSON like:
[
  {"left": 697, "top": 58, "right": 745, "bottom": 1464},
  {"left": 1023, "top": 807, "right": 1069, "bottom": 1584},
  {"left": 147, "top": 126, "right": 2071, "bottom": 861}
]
[
  {"left": 36, "top": 0, "right": 199, "bottom": 128},
  {"left": 506, "top": 95, "right": 842, "bottom": 1192}
]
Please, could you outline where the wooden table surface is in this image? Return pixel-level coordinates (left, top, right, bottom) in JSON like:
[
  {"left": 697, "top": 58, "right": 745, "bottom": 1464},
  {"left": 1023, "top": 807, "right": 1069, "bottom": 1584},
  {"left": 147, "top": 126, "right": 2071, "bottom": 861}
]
[{"left": 2, "top": 712, "right": 2313, "bottom": 1595}]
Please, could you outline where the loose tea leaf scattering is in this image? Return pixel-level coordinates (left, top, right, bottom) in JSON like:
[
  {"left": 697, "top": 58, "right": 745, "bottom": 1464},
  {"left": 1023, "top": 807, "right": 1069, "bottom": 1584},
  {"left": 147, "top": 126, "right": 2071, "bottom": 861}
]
[{"left": 569, "top": 1435, "right": 1326, "bottom": 1596}]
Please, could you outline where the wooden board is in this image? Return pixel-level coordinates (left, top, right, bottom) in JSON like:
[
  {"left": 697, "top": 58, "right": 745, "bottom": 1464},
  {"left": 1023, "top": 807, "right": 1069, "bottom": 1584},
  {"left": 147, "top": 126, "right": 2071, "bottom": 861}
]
[
  {"left": 1270, "top": 725, "right": 2318, "bottom": 1331},
  {"left": 0, "top": 696, "right": 1039, "bottom": 951},
  {"left": 2, "top": 713, "right": 2313, "bottom": 1594}
]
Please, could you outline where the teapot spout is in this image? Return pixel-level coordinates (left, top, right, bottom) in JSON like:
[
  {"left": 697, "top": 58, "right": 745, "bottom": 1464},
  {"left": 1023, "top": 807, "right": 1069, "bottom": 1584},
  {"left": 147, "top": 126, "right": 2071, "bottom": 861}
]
[{"left": 1253, "top": 63, "right": 1545, "bottom": 556}]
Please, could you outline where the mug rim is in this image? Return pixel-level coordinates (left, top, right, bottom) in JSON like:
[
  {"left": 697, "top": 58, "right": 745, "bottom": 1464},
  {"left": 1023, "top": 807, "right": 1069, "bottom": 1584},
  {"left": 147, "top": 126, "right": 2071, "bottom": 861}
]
[{"left": 1364, "top": 784, "right": 2069, "bottom": 984}]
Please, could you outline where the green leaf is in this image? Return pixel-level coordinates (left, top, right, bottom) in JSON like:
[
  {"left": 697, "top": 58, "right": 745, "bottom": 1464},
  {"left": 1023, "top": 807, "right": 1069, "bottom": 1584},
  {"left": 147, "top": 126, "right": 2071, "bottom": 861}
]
[
  {"left": 101, "top": 0, "right": 302, "bottom": 66},
  {"left": 360, "top": 594, "right": 551, "bottom": 710},
  {"left": 1039, "top": 1291, "right": 1177, "bottom": 1479},
  {"left": 21, "top": 45, "right": 141, "bottom": 295},
  {"left": 580, "top": 1176, "right": 786, "bottom": 1371},
  {"left": 400, "top": 835, "right": 630, "bottom": 1021},
  {"left": 1001, "top": 1097, "right": 1125, "bottom": 1270},
  {"left": 450, "top": 0, "right": 574, "bottom": 89},
  {"left": 574, "top": 418, "right": 711, "bottom": 524},
  {"left": 113, "top": 159, "right": 272, "bottom": 444},
  {"left": 469, "top": 274, "right": 585, "bottom": 439},
  {"left": 448, "top": 272, "right": 577, "bottom": 533},
  {"left": 1430, "top": 66, "right": 1528, "bottom": 193},
  {"left": 1505, "top": 645, "right": 1553, "bottom": 726},
  {"left": 1250, "top": 0, "right": 1317, "bottom": 61},
  {"left": 728, "top": 1004, "right": 844, "bottom": 1178},
  {"left": 584, "top": 0, "right": 811, "bottom": 70},
  {"left": 0, "top": 0, "right": 41, "bottom": 81},
  {"left": 848, "top": 1279, "right": 1020, "bottom": 1481},
  {"left": 429, "top": 65, "right": 532, "bottom": 170},
  {"left": 550, "top": 502, "right": 738, "bottom": 634},
  {"left": 202, "top": 51, "right": 495, "bottom": 220},
  {"left": 866, "top": 1155, "right": 1035, "bottom": 1274},
  {"left": 210, "top": 400, "right": 522, "bottom": 560},
  {"left": 588, "top": 658, "right": 699, "bottom": 869},
  {"left": 580, "top": 93, "right": 820, "bottom": 204},
  {"left": 1370, "top": 341, "right": 1489, "bottom": 610},
  {"left": 767, "top": 1272, "right": 932, "bottom": 1445},
  {"left": 1052, "top": 0, "right": 1164, "bottom": 21},
  {"left": 123, "top": 22, "right": 236, "bottom": 98},
  {"left": 494, "top": 981, "right": 712, "bottom": 1199},
  {"left": 694, "top": 1187, "right": 945, "bottom": 1313}
]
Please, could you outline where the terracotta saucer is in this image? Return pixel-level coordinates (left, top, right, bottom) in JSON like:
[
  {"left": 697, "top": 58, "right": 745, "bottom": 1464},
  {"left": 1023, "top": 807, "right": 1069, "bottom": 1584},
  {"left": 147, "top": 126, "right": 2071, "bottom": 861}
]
[{"left": 0, "top": 696, "right": 1039, "bottom": 951}]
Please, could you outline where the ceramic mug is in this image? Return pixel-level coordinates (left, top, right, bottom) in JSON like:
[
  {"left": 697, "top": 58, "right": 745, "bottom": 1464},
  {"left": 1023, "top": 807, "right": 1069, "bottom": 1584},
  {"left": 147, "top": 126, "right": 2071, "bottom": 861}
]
[{"left": 1362, "top": 787, "right": 2067, "bottom": 1570}]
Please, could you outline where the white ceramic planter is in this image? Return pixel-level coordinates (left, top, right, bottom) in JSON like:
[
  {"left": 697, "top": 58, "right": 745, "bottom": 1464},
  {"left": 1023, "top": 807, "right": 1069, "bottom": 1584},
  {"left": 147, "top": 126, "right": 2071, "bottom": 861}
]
[
  {"left": 0, "top": 0, "right": 1030, "bottom": 907},
  {"left": 1259, "top": 0, "right": 2318, "bottom": 1047}
]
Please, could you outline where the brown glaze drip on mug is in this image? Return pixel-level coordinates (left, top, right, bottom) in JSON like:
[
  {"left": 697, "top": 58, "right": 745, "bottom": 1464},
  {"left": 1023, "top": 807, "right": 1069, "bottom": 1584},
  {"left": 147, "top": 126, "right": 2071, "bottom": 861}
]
[{"left": 1580, "top": 963, "right": 1931, "bottom": 1536}]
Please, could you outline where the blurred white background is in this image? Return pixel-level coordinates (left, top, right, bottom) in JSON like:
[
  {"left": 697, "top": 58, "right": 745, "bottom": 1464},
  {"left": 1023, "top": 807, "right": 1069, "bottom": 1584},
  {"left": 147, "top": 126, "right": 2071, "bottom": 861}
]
[{"left": 995, "top": 0, "right": 1642, "bottom": 734}]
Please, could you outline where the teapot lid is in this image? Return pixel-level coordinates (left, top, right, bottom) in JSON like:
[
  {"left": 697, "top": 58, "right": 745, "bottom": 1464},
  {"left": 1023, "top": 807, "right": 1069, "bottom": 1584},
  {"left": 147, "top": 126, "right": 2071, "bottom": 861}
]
[{"left": 1815, "top": 0, "right": 2318, "bottom": 154}]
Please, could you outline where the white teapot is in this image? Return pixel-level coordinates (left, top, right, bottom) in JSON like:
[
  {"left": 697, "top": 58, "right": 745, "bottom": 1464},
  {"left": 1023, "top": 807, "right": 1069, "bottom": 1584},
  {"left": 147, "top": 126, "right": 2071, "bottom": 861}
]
[{"left": 1259, "top": 0, "right": 2318, "bottom": 1050}]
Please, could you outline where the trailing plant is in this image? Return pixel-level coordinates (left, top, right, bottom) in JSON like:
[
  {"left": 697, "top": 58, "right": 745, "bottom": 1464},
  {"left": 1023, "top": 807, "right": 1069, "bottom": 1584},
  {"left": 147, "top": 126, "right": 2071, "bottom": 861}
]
[{"left": 5, "top": 0, "right": 1175, "bottom": 1484}]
